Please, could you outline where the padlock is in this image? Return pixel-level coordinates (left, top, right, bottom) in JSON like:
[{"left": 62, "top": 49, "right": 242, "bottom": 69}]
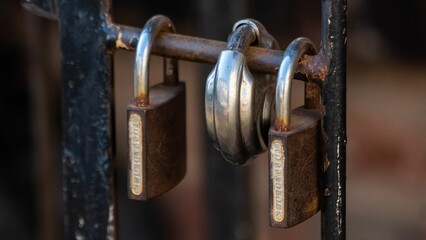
[
  {"left": 128, "top": 15, "right": 186, "bottom": 200},
  {"left": 205, "top": 19, "right": 279, "bottom": 165},
  {"left": 269, "top": 37, "right": 322, "bottom": 228}
]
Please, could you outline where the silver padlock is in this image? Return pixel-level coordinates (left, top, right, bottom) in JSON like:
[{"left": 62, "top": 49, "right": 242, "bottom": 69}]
[{"left": 205, "top": 19, "right": 279, "bottom": 165}]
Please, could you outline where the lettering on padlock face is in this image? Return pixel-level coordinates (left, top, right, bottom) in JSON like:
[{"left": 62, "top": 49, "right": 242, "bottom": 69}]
[
  {"left": 271, "top": 139, "right": 285, "bottom": 222},
  {"left": 129, "top": 113, "right": 143, "bottom": 195}
]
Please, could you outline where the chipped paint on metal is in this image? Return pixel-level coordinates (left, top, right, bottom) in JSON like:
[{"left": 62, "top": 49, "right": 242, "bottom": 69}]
[{"left": 115, "top": 32, "right": 129, "bottom": 50}]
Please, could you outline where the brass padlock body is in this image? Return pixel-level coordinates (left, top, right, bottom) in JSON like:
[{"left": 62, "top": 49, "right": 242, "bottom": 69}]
[
  {"left": 128, "top": 83, "right": 186, "bottom": 200},
  {"left": 269, "top": 106, "right": 321, "bottom": 228}
]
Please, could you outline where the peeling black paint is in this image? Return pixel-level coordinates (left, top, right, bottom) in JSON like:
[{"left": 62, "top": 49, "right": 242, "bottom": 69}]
[
  {"left": 57, "top": 0, "right": 117, "bottom": 239},
  {"left": 321, "top": 0, "right": 347, "bottom": 239}
]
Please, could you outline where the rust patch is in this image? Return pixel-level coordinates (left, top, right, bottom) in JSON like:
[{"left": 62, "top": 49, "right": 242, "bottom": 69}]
[
  {"left": 127, "top": 83, "right": 186, "bottom": 201},
  {"left": 274, "top": 118, "right": 290, "bottom": 132},
  {"left": 304, "top": 194, "right": 319, "bottom": 214},
  {"left": 133, "top": 95, "right": 149, "bottom": 107},
  {"left": 109, "top": 24, "right": 328, "bottom": 81},
  {"left": 297, "top": 51, "right": 328, "bottom": 82},
  {"left": 269, "top": 107, "right": 322, "bottom": 228},
  {"left": 305, "top": 82, "right": 322, "bottom": 109}
]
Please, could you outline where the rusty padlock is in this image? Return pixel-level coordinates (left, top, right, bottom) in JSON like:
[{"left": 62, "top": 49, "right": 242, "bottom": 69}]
[
  {"left": 128, "top": 15, "right": 186, "bottom": 200},
  {"left": 269, "top": 37, "right": 322, "bottom": 228}
]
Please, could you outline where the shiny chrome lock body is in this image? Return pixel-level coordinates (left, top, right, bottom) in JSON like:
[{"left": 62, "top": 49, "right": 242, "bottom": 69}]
[
  {"left": 128, "top": 15, "right": 186, "bottom": 200},
  {"left": 269, "top": 38, "right": 322, "bottom": 228},
  {"left": 205, "top": 19, "right": 279, "bottom": 165}
]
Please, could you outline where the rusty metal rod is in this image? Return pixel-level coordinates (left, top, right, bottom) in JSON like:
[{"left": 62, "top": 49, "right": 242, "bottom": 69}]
[{"left": 108, "top": 24, "right": 327, "bottom": 82}]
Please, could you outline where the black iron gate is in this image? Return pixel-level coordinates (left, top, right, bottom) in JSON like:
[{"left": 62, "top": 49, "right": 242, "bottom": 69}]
[{"left": 23, "top": 0, "right": 346, "bottom": 239}]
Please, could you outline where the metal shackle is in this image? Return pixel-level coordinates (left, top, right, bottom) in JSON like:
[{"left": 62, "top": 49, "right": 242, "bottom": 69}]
[
  {"left": 232, "top": 19, "right": 280, "bottom": 50},
  {"left": 134, "top": 15, "right": 178, "bottom": 105},
  {"left": 205, "top": 19, "right": 279, "bottom": 165},
  {"left": 275, "top": 37, "right": 317, "bottom": 131}
]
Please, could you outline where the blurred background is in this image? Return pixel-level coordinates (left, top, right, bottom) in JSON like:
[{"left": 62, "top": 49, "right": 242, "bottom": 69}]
[{"left": 1, "top": 0, "right": 426, "bottom": 239}]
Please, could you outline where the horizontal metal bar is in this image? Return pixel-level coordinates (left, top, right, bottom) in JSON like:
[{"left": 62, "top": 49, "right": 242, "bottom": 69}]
[{"left": 108, "top": 24, "right": 327, "bottom": 82}]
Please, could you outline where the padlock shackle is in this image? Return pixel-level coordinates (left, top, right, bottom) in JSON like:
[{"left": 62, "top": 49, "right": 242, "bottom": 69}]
[
  {"left": 134, "top": 15, "right": 177, "bottom": 103},
  {"left": 226, "top": 24, "right": 256, "bottom": 53},
  {"left": 232, "top": 19, "right": 280, "bottom": 50},
  {"left": 275, "top": 37, "right": 317, "bottom": 131},
  {"left": 227, "top": 19, "right": 280, "bottom": 52}
]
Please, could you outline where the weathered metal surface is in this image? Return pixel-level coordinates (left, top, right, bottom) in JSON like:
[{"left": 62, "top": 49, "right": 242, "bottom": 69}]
[
  {"left": 57, "top": 0, "right": 117, "bottom": 239},
  {"left": 320, "top": 0, "right": 347, "bottom": 239},
  {"left": 127, "top": 83, "right": 186, "bottom": 200},
  {"left": 108, "top": 25, "right": 326, "bottom": 83},
  {"left": 297, "top": 51, "right": 328, "bottom": 85},
  {"left": 269, "top": 107, "right": 321, "bottom": 228}
]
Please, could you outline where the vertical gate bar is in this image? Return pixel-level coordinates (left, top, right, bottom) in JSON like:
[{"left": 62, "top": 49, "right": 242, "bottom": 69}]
[
  {"left": 320, "top": 0, "right": 347, "bottom": 239},
  {"left": 57, "top": 0, "right": 118, "bottom": 239}
]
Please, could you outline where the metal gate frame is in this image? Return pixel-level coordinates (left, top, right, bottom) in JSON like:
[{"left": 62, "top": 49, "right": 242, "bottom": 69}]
[{"left": 23, "top": 0, "right": 346, "bottom": 239}]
